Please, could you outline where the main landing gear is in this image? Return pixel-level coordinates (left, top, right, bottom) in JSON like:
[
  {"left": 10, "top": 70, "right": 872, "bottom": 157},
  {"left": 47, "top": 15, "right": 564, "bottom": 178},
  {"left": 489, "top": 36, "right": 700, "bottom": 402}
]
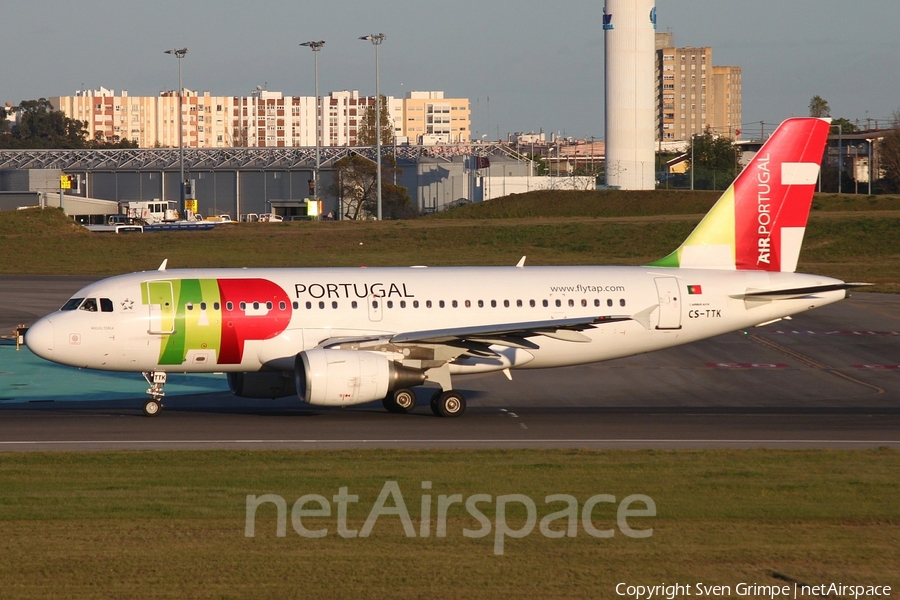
[
  {"left": 141, "top": 371, "right": 166, "bottom": 417},
  {"left": 382, "top": 388, "right": 418, "bottom": 414},
  {"left": 381, "top": 388, "right": 467, "bottom": 417},
  {"left": 430, "top": 389, "right": 466, "bottom": 418}
]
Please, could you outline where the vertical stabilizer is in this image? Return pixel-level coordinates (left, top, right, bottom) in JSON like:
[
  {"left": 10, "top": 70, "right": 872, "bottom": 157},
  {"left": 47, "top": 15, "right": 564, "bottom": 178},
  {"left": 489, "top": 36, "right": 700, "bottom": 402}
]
[{"left": 649, "top": 118, "right": 831, "bottom": 272}]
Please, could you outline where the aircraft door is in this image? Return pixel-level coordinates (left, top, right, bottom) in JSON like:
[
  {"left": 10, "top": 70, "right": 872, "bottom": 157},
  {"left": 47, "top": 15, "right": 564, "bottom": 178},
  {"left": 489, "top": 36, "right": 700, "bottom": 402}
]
[
  {"left": 368, "top": 294, "right": 383, "bottom": 322},
  {"left": 144, "top": 281, "right": 176, "bottom": 334},
  {"left": 654, "top": 277, "right": 682, "bottom": 330}
]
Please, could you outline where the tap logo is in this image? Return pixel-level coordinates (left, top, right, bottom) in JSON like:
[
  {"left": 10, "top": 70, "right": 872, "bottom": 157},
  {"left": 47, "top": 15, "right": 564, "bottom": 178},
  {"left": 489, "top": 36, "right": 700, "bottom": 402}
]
[
  {"left": 603, "top": 11, "right": 614, "bottom": 30},
  {"left": 650, "top": 7, "right": 657, "bottom": 29}
]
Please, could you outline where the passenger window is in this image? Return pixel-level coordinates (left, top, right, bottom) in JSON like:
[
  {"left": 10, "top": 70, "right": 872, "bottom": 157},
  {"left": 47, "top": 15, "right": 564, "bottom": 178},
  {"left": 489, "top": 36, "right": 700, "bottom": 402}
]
[
  {"left": 214, "top": 302, "right": 221, "bottom": 310},
  {"left": 620, "top": 299, "right": 626, "bottom": 307},
  {"left": 80, "top": 298, "right": 98, "bottom": 312},
  {"left": 477, "top": 300, "right": 483, "bottom": 308},
  {"left": 568, "top": 299, "right": 574, "bottom": 308},
  {"left": 279, "top": 301, "right": 286, "bottom": 310},
  {"left": 491, "top": 300, "right": 497, "bottom": 308},
  {"left": 186, "top": 303, "right": 194, "bottom": 311},
  {"left": 332, "top": 301, "right": 338, "bottom": 309},
  {"left": 594, "top": 299, "right": 600, "bottom": 307},
  {"left": 305, "top": 301, "right": 312, "bottom": 309},
  {"left": 61, "top": 298, "right": 84, "bottom": 311},
  {"left": 529, "top": 300, "right": 535, "bottom": 308},
  {"left": 542, "top": 300, "right": 548, "bottom": 308},
  {"left": 452, "top": 300, "right": 458, "bottom": 308},
  {"left": 439, "top": 300, "right": 445, "bottom": 308},
  {"left": 465, "top": 300, "right": 471, "bottom": 308},
  {"left": 581, "top": 299, "right": 587, "bottom": 307},
  {"left": 100, "top": 298, "right": 114, "bottom": 312},
  {"left": 413, "top": 300, "right": 419, "bottom": 308},
  {"left": 292, "top": 302, "right": 299, "bottom": 309},
  {"left": 555, "top": 300, "right": 562, "bottom": 308},
  {"left": 427, "top": 300, "right": 433, "bottom": 308},
  {"left": 607, "top": 299, "right": 613, "bottom": 307},
  {"left": 318, "top": 301, "right": 325, "bottom": 309},
  {"left": 266, "top": 302, "right": 273, "bottom": 310},
  {"left": 400, "top": 301, "right": 406, "bottom": 309},
  {"left": 226, "top": 301, "right": 234, "bottom": 311},
  {"left": 517, "top": 300, "right": 523, "bottom": 308},
  {"left": 373, "top": 300, "right": 379, "bottom": 309},
  {"left": 387, "top": 300, "right": 394, "bottom": 309},
  {"left": 253, "top": 302, "right": 260, "bottom": 310},
  {"left": 504, "top": 300, "right": 510, "bottom": 308},
  {"left": 240, "top": 302, "right": 247, "bottom": 310}
]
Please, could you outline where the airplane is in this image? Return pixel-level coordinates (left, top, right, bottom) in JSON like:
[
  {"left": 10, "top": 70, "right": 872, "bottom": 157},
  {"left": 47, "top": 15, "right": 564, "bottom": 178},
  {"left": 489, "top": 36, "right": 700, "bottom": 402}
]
[{"left": 25, "top": 117, "right": 862, "bottom": 418}]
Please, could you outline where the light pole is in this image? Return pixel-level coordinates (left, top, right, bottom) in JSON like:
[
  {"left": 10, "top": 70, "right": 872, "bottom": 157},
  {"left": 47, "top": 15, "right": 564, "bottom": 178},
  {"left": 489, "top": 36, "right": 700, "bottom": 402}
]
[
  {"left": 300, "top": 40, "right": 325, "bottom": 216},
  {"left": 360, "top": 33, "right": 385, "bottom": 220},
  {"left": 164, "top": 47, "right": 188, "bottom": 217}
]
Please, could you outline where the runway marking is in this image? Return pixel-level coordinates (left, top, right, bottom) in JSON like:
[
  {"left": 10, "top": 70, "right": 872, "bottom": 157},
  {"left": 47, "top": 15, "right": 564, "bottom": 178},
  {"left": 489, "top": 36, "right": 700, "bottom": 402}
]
[
  {"left": 853, "top": 365, "right": 900, "bottom": 370},
  {"left": 1, "top": 439, "right": 899, "bottom": 447},
  {"left": 708, "top": 362, "right": 789, "bottom": 369},
  {"left": 749, "top": 334, "right": 886, "bottom": 395},
  {"left": 768, "top": 330, "right": 900, "bottom": 335}
]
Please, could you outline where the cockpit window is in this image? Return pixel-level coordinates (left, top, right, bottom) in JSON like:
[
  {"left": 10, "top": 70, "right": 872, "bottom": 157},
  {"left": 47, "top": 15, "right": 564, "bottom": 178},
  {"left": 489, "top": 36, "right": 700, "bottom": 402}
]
[
  {"left": 100, "top": 298, "right": 114, "bottom": 312},
  {"left": 79, "top": 298, "right": 99, "bottom": 312},
  {"left": 61, "top": 298, "right": 85, "bottom": 311}
]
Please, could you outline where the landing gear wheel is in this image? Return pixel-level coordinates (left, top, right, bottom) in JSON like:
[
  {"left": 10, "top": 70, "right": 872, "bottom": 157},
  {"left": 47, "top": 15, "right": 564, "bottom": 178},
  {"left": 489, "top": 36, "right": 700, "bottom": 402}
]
[
  {"left": 430, "top": 390, "right": 443, "bottom": 415},
  {"left": 393, "top": 388, "right": 417, "bottom": 413},
  {"left": 383, "top": 388, "right": 417, "bottom": 413},
  {"left": 434, "top": 391, "right": 466, "bottom": 418},
  {"left": 143, "top": 399, "right": 162, "bottom": 417}
]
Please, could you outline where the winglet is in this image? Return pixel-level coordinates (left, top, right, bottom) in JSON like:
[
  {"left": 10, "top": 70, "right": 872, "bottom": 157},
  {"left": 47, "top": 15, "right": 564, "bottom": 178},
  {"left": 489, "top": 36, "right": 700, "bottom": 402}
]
[
  {"left": 158, "top": 259, "right": 168, "bottom": 271},
  {"left": 516, "top": 256, "right": 526, "bottom": 268}
]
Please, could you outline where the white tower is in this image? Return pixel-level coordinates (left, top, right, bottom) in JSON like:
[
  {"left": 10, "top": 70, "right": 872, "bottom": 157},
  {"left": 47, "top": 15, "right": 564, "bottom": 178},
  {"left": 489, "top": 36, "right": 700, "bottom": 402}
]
[{"left": 604, "top": 0, "right": 657, "bottom": 190}]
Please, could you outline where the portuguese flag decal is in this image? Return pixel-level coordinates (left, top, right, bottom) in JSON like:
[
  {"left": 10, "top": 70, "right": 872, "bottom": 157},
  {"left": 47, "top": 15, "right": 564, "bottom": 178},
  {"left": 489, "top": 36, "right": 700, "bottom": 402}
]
[{"left": 687, "top": 285, "right": 703, "bottom": 295}]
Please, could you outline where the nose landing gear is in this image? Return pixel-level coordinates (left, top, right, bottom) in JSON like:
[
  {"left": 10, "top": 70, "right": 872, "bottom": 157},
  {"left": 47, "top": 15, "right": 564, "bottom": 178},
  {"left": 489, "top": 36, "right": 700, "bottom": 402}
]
[{"left": 141, "top": 371, "right": 167, "bottom": 417}]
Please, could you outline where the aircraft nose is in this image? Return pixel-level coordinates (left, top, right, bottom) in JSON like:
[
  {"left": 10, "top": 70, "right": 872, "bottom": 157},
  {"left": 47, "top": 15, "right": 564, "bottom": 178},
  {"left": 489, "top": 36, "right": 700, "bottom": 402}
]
[{"left": 25, "top": 317, "right": 54, "bottom": 360}]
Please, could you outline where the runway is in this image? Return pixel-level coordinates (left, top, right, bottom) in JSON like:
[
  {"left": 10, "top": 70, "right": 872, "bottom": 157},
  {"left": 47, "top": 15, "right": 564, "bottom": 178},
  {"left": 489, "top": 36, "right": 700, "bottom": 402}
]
[{"left": 1, "top": 275, "right": 898, "bottom": 450}]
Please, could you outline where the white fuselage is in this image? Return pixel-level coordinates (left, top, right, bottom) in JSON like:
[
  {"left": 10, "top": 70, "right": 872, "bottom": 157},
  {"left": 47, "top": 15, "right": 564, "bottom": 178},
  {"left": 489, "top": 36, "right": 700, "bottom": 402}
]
[{"left": 25, "top": 266, "right": 846, "bottom": 377}]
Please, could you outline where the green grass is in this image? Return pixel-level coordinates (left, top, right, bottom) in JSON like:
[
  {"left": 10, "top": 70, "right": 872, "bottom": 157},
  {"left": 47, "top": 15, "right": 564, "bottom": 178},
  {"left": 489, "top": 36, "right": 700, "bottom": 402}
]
[
  {"left": 0, "top": 449, "right": 897, "bottom": 599},
  {"left": 1, "top": 196, "right": 897, "bottom": 291}
]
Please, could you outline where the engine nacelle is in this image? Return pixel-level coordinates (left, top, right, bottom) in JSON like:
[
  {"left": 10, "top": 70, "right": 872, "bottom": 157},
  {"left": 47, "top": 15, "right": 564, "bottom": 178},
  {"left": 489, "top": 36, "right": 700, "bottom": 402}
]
[
  {"left": 228, "top": 371, "right": 297, "bottom": 399},
  {"left": 295, "top": 349, "right": 425, "bottom": 406}
]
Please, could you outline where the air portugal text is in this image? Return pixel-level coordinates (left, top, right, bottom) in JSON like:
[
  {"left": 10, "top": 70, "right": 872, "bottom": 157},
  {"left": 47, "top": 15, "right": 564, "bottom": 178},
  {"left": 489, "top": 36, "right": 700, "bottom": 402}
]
[
  {"left": 756, "top": 152, "right": 772, "bottom": 266},
  {"left": 294, "top": 282, "right": 415, "bottom": 300}
]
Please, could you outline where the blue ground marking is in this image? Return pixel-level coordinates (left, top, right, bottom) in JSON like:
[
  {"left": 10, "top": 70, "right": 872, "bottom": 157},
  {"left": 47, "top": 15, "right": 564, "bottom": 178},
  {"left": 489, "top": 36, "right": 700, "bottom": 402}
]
[{"left": 0, "top": 343, "right": 229, "bottom": 403}]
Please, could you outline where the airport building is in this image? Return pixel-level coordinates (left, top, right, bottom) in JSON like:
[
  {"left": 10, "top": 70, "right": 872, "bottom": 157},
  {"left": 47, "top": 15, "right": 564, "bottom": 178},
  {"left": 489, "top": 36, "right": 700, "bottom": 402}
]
[
  {"left": 655, "top": 33, "right": 742, "bottom": 141},
  {"left": 50, "top": 88, "right": 471, "bottom": 149}
]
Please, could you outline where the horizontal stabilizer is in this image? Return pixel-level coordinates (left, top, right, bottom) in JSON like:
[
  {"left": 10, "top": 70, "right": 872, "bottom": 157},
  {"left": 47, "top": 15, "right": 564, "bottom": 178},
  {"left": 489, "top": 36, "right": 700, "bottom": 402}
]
[{"left": 730, "top": 282, "right": 871, "bottom": 302}]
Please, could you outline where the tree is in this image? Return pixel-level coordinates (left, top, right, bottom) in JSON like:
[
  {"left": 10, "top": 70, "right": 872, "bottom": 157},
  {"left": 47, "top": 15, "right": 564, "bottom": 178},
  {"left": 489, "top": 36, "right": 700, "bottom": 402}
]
[
  {"left": 357, "top": 96, "right": 394, "bottom": 147},
  {"left": 832, "top": 117, "right": 858, "bottom": 135},
  {"left": 687, "top": 132, "right": 740, "bottom": 190},
  {"left": 809, "top": 95, "right": 831, "bottom": 118},
  {"left": 0, "top": 98, "right": 135, "bottom": 149},
  {"left": 879, "top": 110, "right": 900, "bottom": 193},
  {"left": 330, "top": 153, "right": 411, "bottom": 219}
]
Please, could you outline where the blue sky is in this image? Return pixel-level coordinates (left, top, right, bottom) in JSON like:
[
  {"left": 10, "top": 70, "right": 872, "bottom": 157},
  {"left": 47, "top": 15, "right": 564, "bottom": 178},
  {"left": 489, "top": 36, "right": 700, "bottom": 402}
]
[{"left": 2, "top": 0, "right": 898, "bottom": 139}]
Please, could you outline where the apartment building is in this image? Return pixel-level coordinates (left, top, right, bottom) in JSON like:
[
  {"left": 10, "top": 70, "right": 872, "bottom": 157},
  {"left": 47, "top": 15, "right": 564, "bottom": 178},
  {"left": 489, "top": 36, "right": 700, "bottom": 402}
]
[
  {"left": 50, "top": 88, "right": 470, "bottom": 148},
  {"left": 656, "top": 34, "right": 742, "bottom": 141}
]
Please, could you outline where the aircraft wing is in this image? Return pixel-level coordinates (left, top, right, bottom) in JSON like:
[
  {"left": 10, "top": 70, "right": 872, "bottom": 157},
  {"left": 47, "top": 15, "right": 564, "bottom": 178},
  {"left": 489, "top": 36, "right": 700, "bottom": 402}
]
[{"left": 391, "top": 315, "right": 631, "bottom": 348}]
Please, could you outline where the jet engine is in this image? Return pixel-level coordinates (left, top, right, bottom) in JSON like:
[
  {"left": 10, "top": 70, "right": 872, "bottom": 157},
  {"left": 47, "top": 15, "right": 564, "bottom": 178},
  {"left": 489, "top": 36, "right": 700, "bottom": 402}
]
[
  {"left": 295, "top": 349, "right": 425, "bottom": 406},
  {"left": 228, "top": 371, "right": 297, "bottom": 399}
]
